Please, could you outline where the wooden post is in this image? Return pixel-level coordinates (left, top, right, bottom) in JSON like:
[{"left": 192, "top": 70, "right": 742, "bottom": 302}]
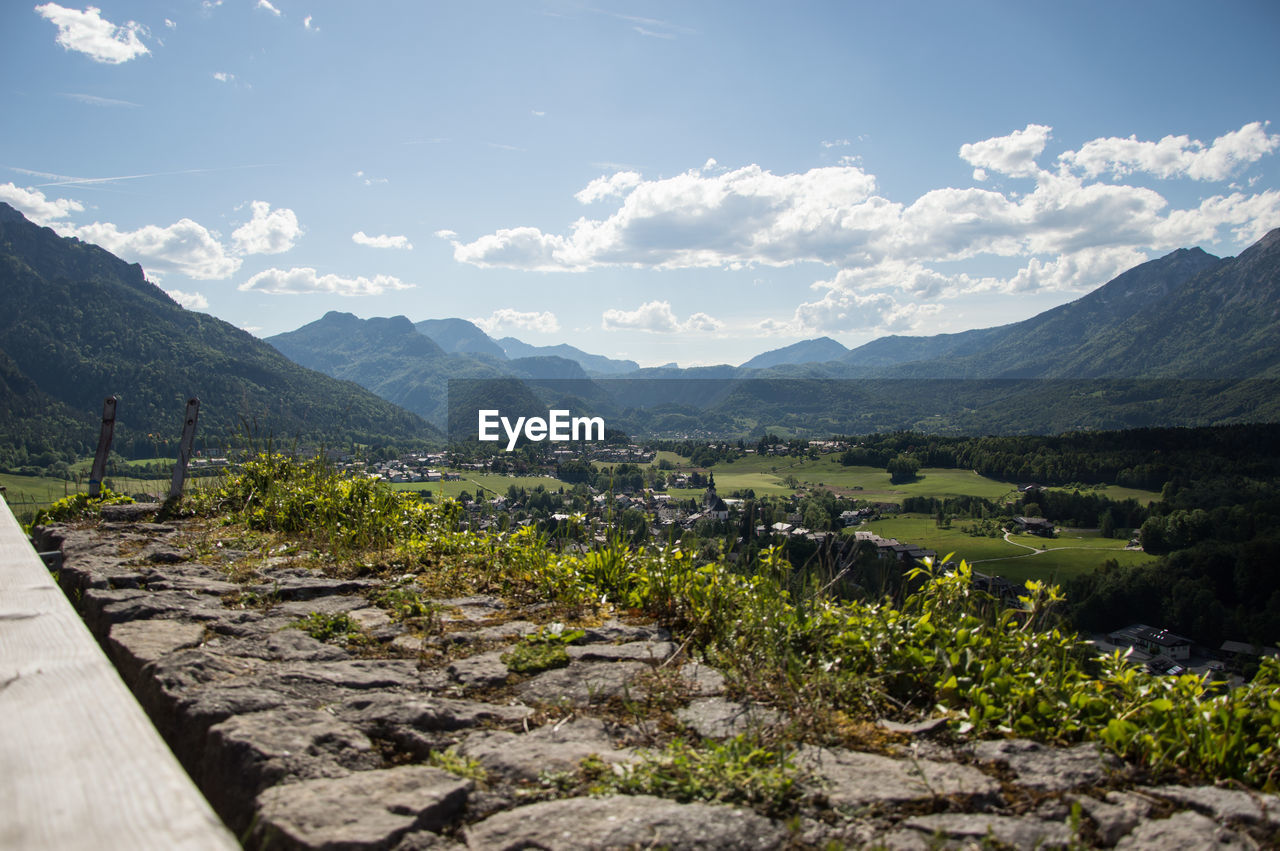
[
  {"left": 88, "top": 396, "right": 118, "bottom": 498},
  {"left": 169, "top": 398, "right": 200, "bottom": 500}
]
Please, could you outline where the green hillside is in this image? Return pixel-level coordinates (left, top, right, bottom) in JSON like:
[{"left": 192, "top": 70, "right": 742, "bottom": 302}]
[{"left": 0, "top": 203, "right": 437, "bottom": 469}]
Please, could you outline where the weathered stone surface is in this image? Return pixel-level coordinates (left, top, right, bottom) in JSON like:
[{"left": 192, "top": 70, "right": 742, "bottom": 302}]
[
  {"left": 567, "top": 639, "right": 677, "bottom": 665},
  {"left": 203, "top": 707, "right": 380, "bottom": 830},
  {"left": 100, "top": 502, "right": 161, "bottom": 522},
  {"left": 679, "top": 659, "right": 726, "bottom": 696},
  {"left": 676, "top": 697, "right": 782, "bottom": 739},
  {"left": 391, "top": 634, "right": 427, "bottom": 655},
  {"left": 338, "top": 693, "right": 532, "bottom": 733},
  {"left": 214, "top": 628, "right": 352, "bottom": 663},
  {"left": 463, "top": 794, "right": 787, "bottom": 850},
  {"left": 1073, "top": 791, "right": 1152, "bottom": 846},
  {"left": 458, "top": 717, "right": 635, "bottom": 782},
  {"left": 392, "top": 831, "right": 467, "bottom": 850},
  {"left": 447, "top": 650, "right": 511, "bottom": 688},
  {"left": 107, "top": 618, "right": 207, "bottom": 686},
  {"left": 973, "top": 738, "right": 1116, "bottom": 792},
  {"left": 471, "top": 620, "right": 539, "bottom": 641},
  {"left": 268, "top": 659, "right": 424, "bottom": 695},
  {"left": 86, "top": 588, "right": 225, "bottom": 633},
  {"left": 516, "top": 660, "right": 650, "bottom": 706},
  {"left": 252, "top": 572, "right": 377, "bottom": 602},
  {"left": 435, "top": 595, "right": 505, "bottom": 622},
  {"left": 797, "top": 745, "right": 999, "bottom": 807},
  {"left": 1115, "top": 811, "right": 1256, "bottom": 849},
  {"left": 1142, "top": 785, "right": 1280, "bottom": 827},
  {"left": 253, "top": 765, "right": 471, "bottom": 850},
  {"left": 898, "top": 813, "right": 1074, "bottom": 848},
  {"left": 277, "top": 594, "right": 372, "bottom": 618},
  {"left": 348, "top": 606, "right": 395, "bottom": 632}
]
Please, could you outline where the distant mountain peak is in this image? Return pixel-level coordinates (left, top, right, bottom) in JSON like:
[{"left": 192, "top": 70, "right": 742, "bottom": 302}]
[{"left": 741, "top": 336, "right": 849, "bottom": 370}]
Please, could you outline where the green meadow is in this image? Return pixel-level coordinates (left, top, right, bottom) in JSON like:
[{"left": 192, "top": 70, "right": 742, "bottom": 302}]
[{"left": 858, "top": 515, "right": 1157, "bottom": 585}]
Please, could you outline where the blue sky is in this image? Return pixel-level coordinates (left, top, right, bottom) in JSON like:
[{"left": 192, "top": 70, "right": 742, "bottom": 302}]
[{"left": 4, "top": 1, "right": 1279, "bottom": 367}]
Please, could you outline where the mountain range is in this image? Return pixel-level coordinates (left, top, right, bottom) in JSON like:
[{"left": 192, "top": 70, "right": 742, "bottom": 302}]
[
  {"left": 2, "top": 197, "right": 1278, "bottom": 465},
  {"left": 268, "top": 228, "right": 1280, "bottom": 435}
]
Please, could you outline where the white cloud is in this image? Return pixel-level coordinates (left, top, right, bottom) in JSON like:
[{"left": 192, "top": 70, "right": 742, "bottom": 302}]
[
  {"left": 165, "top": 289, "right": 208, "bottom": 310},
  {"left": 256, "top": 0, "right": 282, "bottom": 17},
  {"left": 1059, "top": 121, "right": 1280, "bottom": 181},
  {"left": 446, "top": 226, "right": 574, "bottom": 272},
  {"left": 213, "top": 71, "right": 235, "bottom": 83},
  {"left": 164, "top": 18, "right": 175, "bottom": 29},
  {"left": 353, "top": 170, "right": 388, "bottom": 186},
  {"left": 959, "top": 123, "right": 1052, "bottom": 179},
  {"left": 1000, "top": 245, "right": 1150, "bottom": 293},
  {"left": 0, "top": 183, "right": 84, "bottom": 225},
  {"left": 471, "top": 308, "right": 560, "bottom": 335},
  {"left": 446, "top": 127, "right": 1280, "bottom": 301},
  {"left": 575, "top": 171, "right": 642, "bottom": 203},
  {"left": 35, "top": 3, "right": 150, "bottom": 64},
  {"left": 68, "top": 218, "right": 241, "bottom": 280},
  {"left": 231, "top": 201, "right": 301, "bottom": 255},
  {"left": 303, "top": 14, "right": 317, "bottom": 31},
  {"left": 238, "top": 267, "right": 412, "bottom": 296},
  {"left": 448, "top": 163, "right": 883, "bottom": 271},
  {"left": 352, "top": 231, "right": 412, "bottom": 250},
  {"left": 764, "top": 289, "right": 942, "bottom": 336},
  {"left": 601, "top": 300, "right": 722, "bottom": 334}
]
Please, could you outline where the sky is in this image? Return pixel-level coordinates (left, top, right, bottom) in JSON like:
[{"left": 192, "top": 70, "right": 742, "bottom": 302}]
[{"left": 3, "top": 1, "right": 1279, "bottom": 368}]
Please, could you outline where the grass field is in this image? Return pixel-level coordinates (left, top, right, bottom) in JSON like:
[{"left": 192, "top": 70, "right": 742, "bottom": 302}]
[
  {"left": 665, "top": 451, "right": 1026, "bottom": 503},
  {"left": 858, "top": 515, "right": 1156, "bottom": 585},
  {"left": 1044, "top": 484, "right": 1162, "bottom": 505}
]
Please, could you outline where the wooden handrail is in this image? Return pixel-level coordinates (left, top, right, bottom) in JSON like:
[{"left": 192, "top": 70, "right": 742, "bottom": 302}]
[{"left": 0, "top": 501, "right": 237, "bottom": 850}]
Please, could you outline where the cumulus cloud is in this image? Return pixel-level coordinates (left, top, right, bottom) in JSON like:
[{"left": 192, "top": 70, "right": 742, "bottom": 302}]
[
  {"left": 165, "top": 289, "right": 208, "bottom": 310},
  {"left": 303, "top": 15, "right": 317, "bottom": 30},
  {"left": 35, "top": 3, "right": 150, "bottom": 64},
  {"left": 446, "top": 163, "right": 882, "bottom": 271},
  {"left": 238, "top": 267, "right": 412, "bottom": 296},
  {"left": 601, "top": 300, "right": 722, "bottom": 334},
  {"left": 231, "top": 201, "right": 301, "bottom": 255},
  {"left": 1059, "top": 121, "right": 1280, "bottom": 181},
  {"left": 446, "top": 226, "right": 574, "bottom": 272},
  {"left": 575, "top": 171, "right": 642, "bottom": 204},
  {"left": 213, "top": 71, "right": 235, "bottom": 83},
  {"left": 959, "top": 123, "right": 1052, "bottom": 179},
  {"left": 445, "top": 121, "right": 1280, "bottom": 314},
  {"left": 256, "top": 0, "right": 281, "bottom": 16},
  {"left": 0, "top": 183, "right": 84, "bottom": 225},
  {"left": 352, "top": 231, "right": 412, "bottom": 250},
  {"left": 763, "top": 289, "right": 942, "bottom": 336},
  {"left": 69, "top": 218, "right": 241, "bottom": 280},
  {"left": 471, "top": 308, "right": 560, "bottom": 335}
]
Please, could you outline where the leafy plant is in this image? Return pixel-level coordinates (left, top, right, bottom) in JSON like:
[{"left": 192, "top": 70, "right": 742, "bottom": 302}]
[
  {"left": 290, "top": 611, "right": 365, "bottom": 645},
  {"left": 585, "top": 736, "right": 801, "bottom": 816},
  {"left": 29, "top": 487, "right": 134, "bottom": 527},
  {"left": 428, "top": 746, "right": 488, "bottom": 783}
]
